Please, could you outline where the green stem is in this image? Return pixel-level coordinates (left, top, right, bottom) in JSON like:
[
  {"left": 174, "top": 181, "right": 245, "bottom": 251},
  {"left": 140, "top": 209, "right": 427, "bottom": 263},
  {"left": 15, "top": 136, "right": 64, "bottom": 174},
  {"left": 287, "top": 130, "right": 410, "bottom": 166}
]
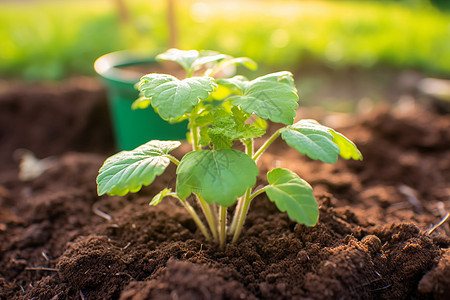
[
  {"left": 189, "top": 108, "right": 200, "bottom": 151},
  {"left": 178, "top": 199, "right": 212, "bottom": 241},
  {"left": 191, "top": 126, "right": 200, "bottom": 151},
  {"left": 231, "top": 186, "right": 268, "bottom": 244},
  {"left": 165, "top": 155, "right": 180, "bottom": 166},
  {"left": 196, "top": 194, "right": 219, "bottom": 243},
  {"left": 219, "top": 206, "right": 227, "bottom": 250},
  {"left": 228, "top": 194, "right": 244, "bottom": 235},
  {"left": 244, "top": 138, "right": 254, "bottom": 157},
  {"left": 252, "top": 129, "right": 282, "bottom": 162},
  {"left": 248, "top": 186, "right": 269, "bottom": 201},
  {"left": 229, "top": 139, "right": 254, "bottom": 236}
]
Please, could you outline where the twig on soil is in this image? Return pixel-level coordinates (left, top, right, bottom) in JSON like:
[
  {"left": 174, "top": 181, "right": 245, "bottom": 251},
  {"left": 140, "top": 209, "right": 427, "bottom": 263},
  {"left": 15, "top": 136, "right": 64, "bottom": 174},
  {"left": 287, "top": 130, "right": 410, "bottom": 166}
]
[
  {"left": 80, "top": 290, "right": 86, "bottom": 300},
  {"left": 93, "top": 203, "right": 120, "bottom": 227},
  {"left": 115, "top": 272, "right": 135, "bottom": 280},
  {"left": 41, "top": 251, "right": 50, "bottom": 261},
  {"left": 428, "top": 212, "right": 449, "bottom": 235},
  {"left": 92, "top": 203, "right": 113, "bottom": 221},
  {"left": 24, "top": 267, "right": 58, "bottom": 272},
  {"left": 369, "top": 284, "right": 391, "bottom": 292},
  {"left": 121, "top": 242, "right": 131, "bottom": 250}
]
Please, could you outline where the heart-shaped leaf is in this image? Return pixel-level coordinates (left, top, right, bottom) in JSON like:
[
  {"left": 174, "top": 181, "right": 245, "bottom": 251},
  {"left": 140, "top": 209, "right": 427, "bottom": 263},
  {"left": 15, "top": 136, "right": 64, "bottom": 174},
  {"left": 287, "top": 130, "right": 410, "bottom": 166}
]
[
  {"left": 218, "top": 72, "right": 298, "bottom": 125},
  {"left": 136, "top": 74, "right": 217, "bottom": 122},
  {"left": 97, "top": 140, "right": 181, "bottom": 196},
  {"left": 266, "top": 168, "right": 318, "bottom": 226},
  {"left": 281, "top": 119, "right": 362, "bottom": 163},
  {"left": 176, "top": 149, "right": 258, "bottom": 206},
  {"left": 281, "top": 120, "right": 339, "bottom": 163}
]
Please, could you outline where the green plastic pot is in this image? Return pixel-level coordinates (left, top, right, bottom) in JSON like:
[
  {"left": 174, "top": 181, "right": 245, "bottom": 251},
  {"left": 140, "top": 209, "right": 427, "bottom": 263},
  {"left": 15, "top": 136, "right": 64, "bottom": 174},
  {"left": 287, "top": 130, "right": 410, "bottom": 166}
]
[{"left": 94, "top": 50, "right": 187, "bottom": 151}]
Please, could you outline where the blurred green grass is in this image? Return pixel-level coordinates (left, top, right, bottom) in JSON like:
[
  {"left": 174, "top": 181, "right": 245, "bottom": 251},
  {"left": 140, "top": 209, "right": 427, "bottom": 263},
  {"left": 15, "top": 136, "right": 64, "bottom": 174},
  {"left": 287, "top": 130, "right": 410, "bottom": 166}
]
[{"left": 0, "top": 0, "right": 449, "bottom": 80}]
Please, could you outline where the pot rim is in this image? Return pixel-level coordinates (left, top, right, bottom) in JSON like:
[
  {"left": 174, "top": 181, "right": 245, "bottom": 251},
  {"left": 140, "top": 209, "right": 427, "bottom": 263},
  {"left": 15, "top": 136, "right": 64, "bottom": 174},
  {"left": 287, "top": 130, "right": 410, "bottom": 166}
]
[{"left": 94, "top": 50, "right": 158, "bottom": 85}]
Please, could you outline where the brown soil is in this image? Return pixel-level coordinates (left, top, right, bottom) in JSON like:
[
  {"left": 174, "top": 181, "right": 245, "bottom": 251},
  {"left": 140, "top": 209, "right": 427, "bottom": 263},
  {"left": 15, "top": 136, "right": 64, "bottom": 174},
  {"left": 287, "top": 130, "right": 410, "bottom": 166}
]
[{"left": 0, "top": 78, "right": 449, "bottom": 300}]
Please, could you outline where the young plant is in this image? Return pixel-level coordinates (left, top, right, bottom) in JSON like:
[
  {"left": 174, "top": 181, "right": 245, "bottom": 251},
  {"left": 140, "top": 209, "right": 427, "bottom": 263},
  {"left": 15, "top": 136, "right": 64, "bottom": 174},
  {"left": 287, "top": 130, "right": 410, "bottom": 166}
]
[{"left": 96, "top": 49, "right": 362, "bottom": 249}]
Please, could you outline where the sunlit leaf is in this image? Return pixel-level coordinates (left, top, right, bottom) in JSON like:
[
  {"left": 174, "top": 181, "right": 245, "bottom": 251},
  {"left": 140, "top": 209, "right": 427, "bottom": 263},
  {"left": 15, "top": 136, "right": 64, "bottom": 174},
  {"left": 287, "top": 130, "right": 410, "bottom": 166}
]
[
  {"left": 136, "top": 74, "right": 217, "bottom": 121},
  {"left": 97, "top": 140, "right": 181, "bottom": 196},
  {"left": 330, "top": 129, "right": 363, "bottom": 160},
  {"left": 266, "top": 168, "right": 318, "bottom": 226},
  {"left": 217, "top": 75, "right": 249, "bottom": 93},
  {"left": 281, "top": 120, "right": 339, "bottom": 163},
  {"left": 204, "top": 108, "right": 265, "bottom": 149},
  {"left": 156, "top": 49, "right": 199, "bottom": 74},
  {"left": 281, "top": 119, "right": 362, "bottom": 163},
  {"left": 156, "top": 49, "right": 230, "bottom": 75},
  {"left": 150, "top": 188, "right": 172, "bottom": 206},
  {"left": 176, "top": 149, "right": 258, "bottom": 206},
  {"left": 209, "top": 57, "right": 258, "bottom": 76},
  {"left": 218, "top": 72, "right": 298, "bottom": 125}
]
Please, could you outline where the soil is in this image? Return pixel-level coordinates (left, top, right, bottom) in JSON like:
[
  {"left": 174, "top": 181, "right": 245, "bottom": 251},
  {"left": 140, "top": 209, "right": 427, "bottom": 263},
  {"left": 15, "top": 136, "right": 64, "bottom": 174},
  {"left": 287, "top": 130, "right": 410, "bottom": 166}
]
[{"left": 0, "top": 77, "right": 449, "bottom": 300}]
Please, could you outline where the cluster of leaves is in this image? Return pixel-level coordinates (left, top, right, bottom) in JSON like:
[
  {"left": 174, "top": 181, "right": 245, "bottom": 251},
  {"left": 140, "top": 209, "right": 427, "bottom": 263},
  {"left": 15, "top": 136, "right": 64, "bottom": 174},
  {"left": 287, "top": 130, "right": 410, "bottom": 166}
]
[{"left": 97, "top": 49, "right": 362, "bottom": 248}]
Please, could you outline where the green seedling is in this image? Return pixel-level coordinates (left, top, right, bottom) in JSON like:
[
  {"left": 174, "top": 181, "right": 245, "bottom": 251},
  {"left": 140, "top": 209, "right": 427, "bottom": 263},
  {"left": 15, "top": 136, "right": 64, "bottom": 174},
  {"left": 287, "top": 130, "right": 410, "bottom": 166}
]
[{"left": 96, "top": 49, "right": 362, "bottom": 249}]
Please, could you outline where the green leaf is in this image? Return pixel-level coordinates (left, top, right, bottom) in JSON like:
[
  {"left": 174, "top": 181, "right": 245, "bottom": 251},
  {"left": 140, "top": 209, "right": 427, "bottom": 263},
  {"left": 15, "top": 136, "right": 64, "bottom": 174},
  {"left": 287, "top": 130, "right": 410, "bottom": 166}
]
[
  {"left": 156, "top": 49, "right": 199, "bottom": 74},
  {"left": 219, "top": 72, "right": 298, "bottom": 125},
  {"left": 192, "top": 112, "right": 214, "bottom": 128},
  {"left": 253, "top": 117, "right": 268, "bottom": 130},
  {"left": 217, "top": 75, "right": 250, "bottom": 93},
  {"left": 208, "top": 127, "right": 234, "bottom": 149},
  {"left": 198, "top": 126, "right": 211, "bottom": 146},
  {"left": 225, "top": 57, "right": 258, "bottom": 70},
  {"left": 131, "top": 96, "right": 151, "bottom": 110},
  {"left": 209, "top": 57, "right": 258, "bottom": 76},
  {"left": 204, "top": 108, "right": 265, "bottom": 149},
  {"left": 231, "top": 106, "right": 249, "bottom": 125},
  {"left": 137, "top": 74, "right": 217, "bottom": 121},
  {"left": 236, "top": 124, "right": 265, "bottom": 140},
  {"left": 176, "top": 149, "right": 259, "bottom": 206},
  {"left": 156, "top": 49, "right": 230, "bottom": 75},
  {"left": 150, "top": 188, "right": 172, "bottom": 206},
  {"left": 281, "top": 120, "right": 340, "bottom": 163},
  {"left": 193, "top": 50, "right": 230, "bottom": 70},
  {"left": 281, "top": 119, "right": 362, "bottom": 163},
  {"left": 266, "top": 168, "right": 318, "bottom": 226},
  {"left": 329, "top": 129, "right": 363, "bottom": 160},
  {"left": 97, "top": 140, "right": 181, "bottom": 196}
]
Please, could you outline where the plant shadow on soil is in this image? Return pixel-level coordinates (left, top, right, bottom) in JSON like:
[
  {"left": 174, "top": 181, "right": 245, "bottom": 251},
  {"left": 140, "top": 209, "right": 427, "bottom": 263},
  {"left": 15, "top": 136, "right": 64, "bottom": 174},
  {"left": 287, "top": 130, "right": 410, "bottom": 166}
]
[{"left": 0, "top": 75, "right": 449, "bottom": 299}]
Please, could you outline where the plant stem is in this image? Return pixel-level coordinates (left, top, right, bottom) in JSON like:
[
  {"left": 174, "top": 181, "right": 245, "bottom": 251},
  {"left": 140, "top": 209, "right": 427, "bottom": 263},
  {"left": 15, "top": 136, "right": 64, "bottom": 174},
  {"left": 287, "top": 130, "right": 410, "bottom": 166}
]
[
  {"left": 189, "top": 108, "right": 200, "bottom": 151},
  {"left": 191, "top": 126, "right": 200, "bottom": 151},
  {"left": 231, "top": 190, "right": 251, "bottom": 244},
  {"left": 248, "top": 186, "right": 269, "bottom": 201},
  {"left": 252, "top": 129, "right": 282, "bottom": 162},
  {"left": 178, "top": 199, "right": 212, "bottom": 241},
  {"left": 196, "top": 194, "right": 219, "bottom": 243},
  {"left": 219, "top": 206, "right": 227, "bottom": 250},
  {"left": 229, "top": 138, "right": 254, "bottom": 236},
  {"left": 231, "top": 186, "right": 268, "bottom": 244},
  {"left": 228, "top": 195, "right": 244, "bottom": 235},
  {"left": 165, "top": 155, "right": 180, "bottom": 166}
]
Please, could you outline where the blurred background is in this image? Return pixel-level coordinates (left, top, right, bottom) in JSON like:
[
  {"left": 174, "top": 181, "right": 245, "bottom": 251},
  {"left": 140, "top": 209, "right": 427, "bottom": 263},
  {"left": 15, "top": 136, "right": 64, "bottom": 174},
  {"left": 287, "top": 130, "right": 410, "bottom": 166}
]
[{"left": 0, "top": 0, "right": 449, "bottom": 110}]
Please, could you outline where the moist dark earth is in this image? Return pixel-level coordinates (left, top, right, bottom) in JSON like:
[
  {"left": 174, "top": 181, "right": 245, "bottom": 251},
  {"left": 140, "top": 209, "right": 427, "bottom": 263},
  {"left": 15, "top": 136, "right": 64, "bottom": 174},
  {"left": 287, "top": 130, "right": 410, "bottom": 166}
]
[{"left": 0, "top": 77, "right": 449, "bottom": 299}]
